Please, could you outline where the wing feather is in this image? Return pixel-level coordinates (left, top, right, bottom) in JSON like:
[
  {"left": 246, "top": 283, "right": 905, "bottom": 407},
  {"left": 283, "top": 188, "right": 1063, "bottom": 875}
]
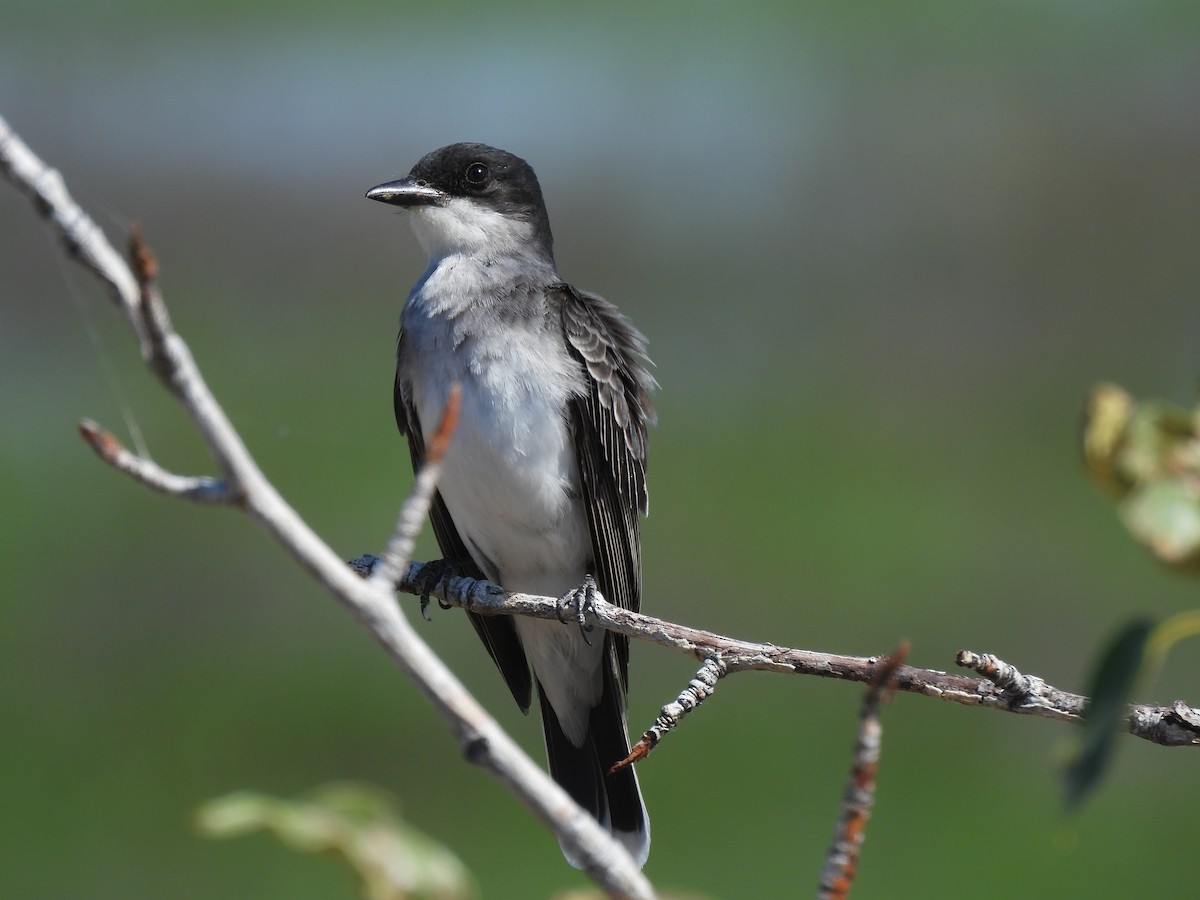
[{"left": 556, "top": 285, "right": 656, "bottom": 691}]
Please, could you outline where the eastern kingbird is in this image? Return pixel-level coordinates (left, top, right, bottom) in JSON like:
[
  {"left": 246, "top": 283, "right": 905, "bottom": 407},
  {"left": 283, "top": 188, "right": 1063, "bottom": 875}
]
[{"left": 366, "top": 143, "right": 654, "bottom": 868}]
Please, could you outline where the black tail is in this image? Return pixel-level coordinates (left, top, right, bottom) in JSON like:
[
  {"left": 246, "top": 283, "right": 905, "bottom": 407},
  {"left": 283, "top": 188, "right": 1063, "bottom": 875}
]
[{"left": 538, "top": 660, "right": 650, "bottom": 868}]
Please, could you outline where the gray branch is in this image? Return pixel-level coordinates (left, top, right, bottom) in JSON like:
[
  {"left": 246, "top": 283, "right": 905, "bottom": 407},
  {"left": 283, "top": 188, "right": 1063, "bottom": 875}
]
[
  {"left": 0, "top": 115, "right": 147, "bottom": 351},
  {"left": 394, "top": 560, "right": 1200, "bottom": 751}
]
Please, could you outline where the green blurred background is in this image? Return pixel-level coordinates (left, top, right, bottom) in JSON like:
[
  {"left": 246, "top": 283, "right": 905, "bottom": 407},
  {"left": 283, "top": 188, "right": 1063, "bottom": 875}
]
[{"left": 3, "top": 2, "right": 1200, "bottom": 897}]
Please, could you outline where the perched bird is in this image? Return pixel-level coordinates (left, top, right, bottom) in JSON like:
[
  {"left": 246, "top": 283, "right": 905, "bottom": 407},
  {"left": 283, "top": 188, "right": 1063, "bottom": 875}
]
[{"left": 366, "top": 143, "right": 655, "bottom": 867}]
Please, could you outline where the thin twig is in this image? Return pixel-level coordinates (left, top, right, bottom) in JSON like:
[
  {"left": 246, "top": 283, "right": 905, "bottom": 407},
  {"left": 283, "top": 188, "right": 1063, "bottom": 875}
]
[
  {"left": 78, "top": 420, "right": 238, "bottom": 503},
  {"left": 614, "top": 657, "right": 727, "bottom": 771},
  {"left": 0, "top": 114, "right": 147, "bottom": 351},
  {"left": 818, "top": 642, "right": 907, "bottom": 900}
]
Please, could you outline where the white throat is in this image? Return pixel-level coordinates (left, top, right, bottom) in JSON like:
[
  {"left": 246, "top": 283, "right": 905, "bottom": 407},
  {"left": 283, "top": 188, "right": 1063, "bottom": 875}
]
[{"left": 408, "top": 197, "right": 539, "bottom": 261}]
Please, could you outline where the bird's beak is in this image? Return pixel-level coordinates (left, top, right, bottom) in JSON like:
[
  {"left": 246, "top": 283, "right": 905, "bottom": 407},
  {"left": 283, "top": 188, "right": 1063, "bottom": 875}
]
[{"left": 365, "top": 177, "right": 446, "bottom": 207}]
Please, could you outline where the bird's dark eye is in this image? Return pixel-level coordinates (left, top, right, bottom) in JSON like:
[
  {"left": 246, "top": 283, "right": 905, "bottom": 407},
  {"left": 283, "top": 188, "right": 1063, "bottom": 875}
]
[{"left": 465, "top": 162, "right": 489, "bottom": 185}]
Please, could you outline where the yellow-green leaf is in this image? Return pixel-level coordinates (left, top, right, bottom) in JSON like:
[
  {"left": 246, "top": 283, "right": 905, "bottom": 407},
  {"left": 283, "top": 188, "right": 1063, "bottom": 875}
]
[{"left": 196, "top": 783, "right": 476, "bottom": 900}]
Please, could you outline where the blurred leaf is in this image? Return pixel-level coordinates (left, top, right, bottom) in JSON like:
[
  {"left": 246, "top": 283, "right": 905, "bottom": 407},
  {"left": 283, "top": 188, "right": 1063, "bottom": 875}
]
[
  {"left": 196, "top": 783, "right": 476, "bottom": 900},
  {"left": 1120, "top": 400, "right": 1195, "bottom": 485},
  {"left": 1084, "top": 382, "right": 1200, "bottom": 570},
  {"left": 1082, "top": 383, "right": 1135, "bottom": 497},
  {"left": 1121, "top": 478, "right": 1200, "bottom": 568},
  {"left": 1064, "top": 618, "right": 1153, "bottom": 811}
]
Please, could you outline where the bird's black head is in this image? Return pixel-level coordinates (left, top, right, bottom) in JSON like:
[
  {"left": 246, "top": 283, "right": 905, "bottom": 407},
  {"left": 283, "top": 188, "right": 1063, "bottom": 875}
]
[
  {"left": 409, "top": 144, "right": 547, "bottom": 215},
  {"left": 366, "top": 143, "right": 554, "bottom": 260}
]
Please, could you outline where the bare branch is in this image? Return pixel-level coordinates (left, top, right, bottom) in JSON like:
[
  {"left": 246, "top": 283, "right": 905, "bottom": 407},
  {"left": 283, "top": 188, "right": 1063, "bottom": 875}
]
[
  {"left": 615, "top": 657, "right": 726, "bottom": 772},
  {"left": 1128, "top": 700, "right": 1200, "bottom": 746},
  {"left": 78, "top": 419, "right": 239, "bottom": 503},
  {"left": 407, "top": 563, "right": 1200, "bottom": 750},
  {"left": 1, "top": 115, "right": 654, "bottom": 900},
  {"left": 957, "top": 649, "right": 1200, "bottom": 747},
  {"left": 0, "top": 114, "right": 148, "bottom": 352},
  {"left": 818, "top": 643, "right": 907, "bottom": 900}
]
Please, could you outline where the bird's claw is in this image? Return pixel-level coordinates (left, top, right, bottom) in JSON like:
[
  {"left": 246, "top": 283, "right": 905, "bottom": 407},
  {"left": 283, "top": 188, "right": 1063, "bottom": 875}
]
[
  {"left": 417, "top": 559, "right": 455, "bottom": 621},
  {"left": 557, "top": 574, "right": 598, "bottom": 646}
]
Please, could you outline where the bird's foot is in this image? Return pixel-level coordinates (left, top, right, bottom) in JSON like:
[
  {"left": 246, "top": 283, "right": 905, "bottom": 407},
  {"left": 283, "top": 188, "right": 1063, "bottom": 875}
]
[
  {"left": 557, "top": 574, "right": 598, "bottom": 646},
  {"left": 416, "top": 559, "right": 457, "bottom": 621}
]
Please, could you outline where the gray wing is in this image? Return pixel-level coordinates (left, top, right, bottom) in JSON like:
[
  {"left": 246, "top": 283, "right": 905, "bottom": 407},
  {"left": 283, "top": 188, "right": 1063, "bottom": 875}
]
[
  {"left": 555, "top": 284, "right": 656, "bottom": 692},
  {"left": 394, "top": 333, "right": 533, "bottom": 713}
]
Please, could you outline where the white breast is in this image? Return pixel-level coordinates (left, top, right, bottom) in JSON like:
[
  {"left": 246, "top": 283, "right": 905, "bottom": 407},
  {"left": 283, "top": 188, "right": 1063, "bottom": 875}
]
[
  {"left": 403, "top": 256, "right": 591, "bottom": 597},
  {"left": 401, "top": 252, "right": 608, "bottom": 738}
]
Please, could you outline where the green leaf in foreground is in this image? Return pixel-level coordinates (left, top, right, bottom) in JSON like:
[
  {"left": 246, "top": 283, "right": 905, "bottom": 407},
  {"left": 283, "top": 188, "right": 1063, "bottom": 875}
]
[
  {"left": 1063, "top": 618, "right": 1154, "bottom": 811},
  {"left": 196, "top": 783, "right": 476, "bottom": 900}
]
